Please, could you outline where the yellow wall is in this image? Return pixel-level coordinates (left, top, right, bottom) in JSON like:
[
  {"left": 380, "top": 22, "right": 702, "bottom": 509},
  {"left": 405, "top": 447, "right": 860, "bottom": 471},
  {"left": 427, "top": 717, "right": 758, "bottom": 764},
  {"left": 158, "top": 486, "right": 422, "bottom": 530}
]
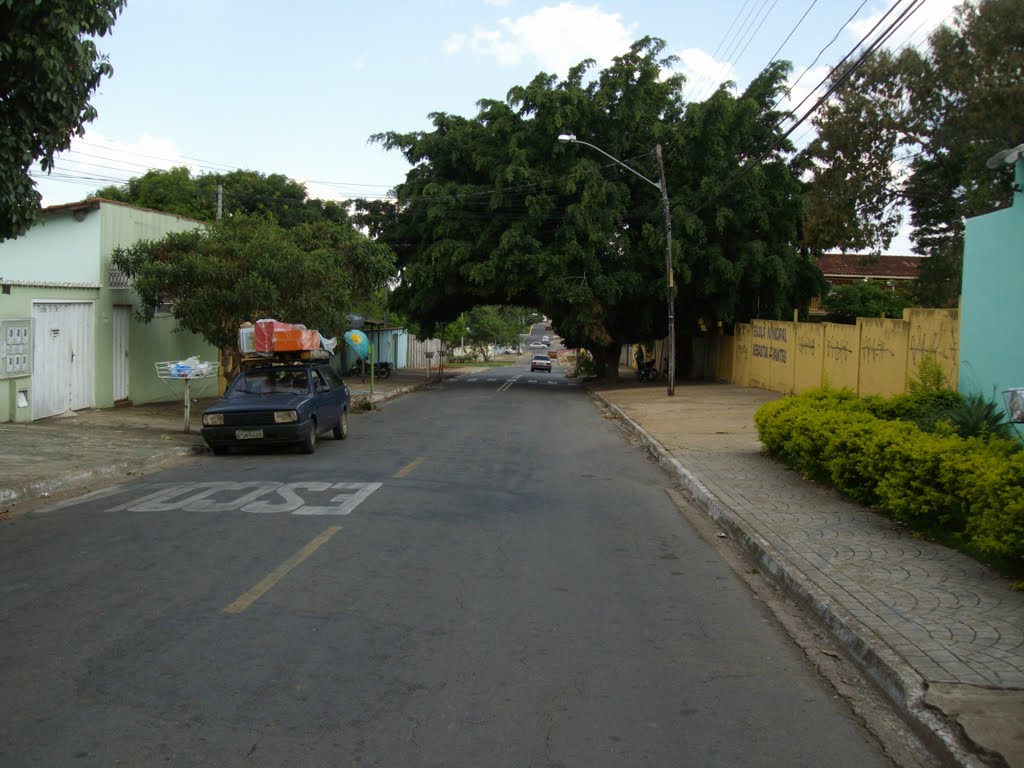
[
  {"left": 822, "top": 323, "right": 860, "bottom": 391},
  {"left": 730, "top": 309, "right": 959, "bottom": 396},
  {"left": 858, "top": 317, "right": 910, "bottom": 397},
  {"left": 755, "top": 321, "right": 795, "bottom": 394},
  {"left": 905, "top": 307, "right": 959, "bottom": 389},
  {"left": 793, "top": 323, "right": 824, "bottom": 393},
  {"left": 732, "top": 324, "right": 752, "bottom": 387}
]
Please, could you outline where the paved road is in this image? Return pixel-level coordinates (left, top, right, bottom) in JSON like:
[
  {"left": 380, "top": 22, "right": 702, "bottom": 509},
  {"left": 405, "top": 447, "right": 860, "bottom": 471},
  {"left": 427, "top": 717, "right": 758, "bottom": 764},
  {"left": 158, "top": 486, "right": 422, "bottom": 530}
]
[{"left": 0, "top": 364, "right": 893, "bottom": 767}]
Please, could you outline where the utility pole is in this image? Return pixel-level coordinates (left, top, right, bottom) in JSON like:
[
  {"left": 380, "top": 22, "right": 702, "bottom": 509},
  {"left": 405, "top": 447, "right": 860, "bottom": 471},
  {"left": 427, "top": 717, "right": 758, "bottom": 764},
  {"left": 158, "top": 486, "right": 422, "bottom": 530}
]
[
  {"left": 216, "top": 184, "right": 223, "bottom": 221},
  {"left": 558, "top": 134, "right": 676, "bottom": 396},
  {"left": 654, "top": 144, "right": 675, "bottom": 396}
]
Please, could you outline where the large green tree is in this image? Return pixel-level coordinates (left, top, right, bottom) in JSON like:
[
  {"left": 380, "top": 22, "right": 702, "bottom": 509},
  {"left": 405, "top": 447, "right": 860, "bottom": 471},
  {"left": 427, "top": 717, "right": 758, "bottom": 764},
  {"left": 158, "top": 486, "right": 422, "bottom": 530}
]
[
  {"left": 675, "top": 62, "right": 826, "bottom": 339},
  {"left": 95, "top": 167, "right": 352, "bottom": 228},
  {"left": 0, "top": 0, "right": 125, "bottom": 242},
  {"left": 801, "top": 0, "right": 1024, "bottom": 306},
  {"left": 362, "top": 37, "right": 821, "bottom": 380},
  {"left": 111, "top": 214, "right": 395, "bottom": 375}
]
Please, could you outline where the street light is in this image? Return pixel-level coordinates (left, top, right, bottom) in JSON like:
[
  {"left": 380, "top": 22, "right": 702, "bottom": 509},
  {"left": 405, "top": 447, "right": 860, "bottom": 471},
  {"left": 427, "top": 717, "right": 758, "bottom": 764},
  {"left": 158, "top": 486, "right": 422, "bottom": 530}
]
[{"left": 558, "top": 133, "right": 675, "bottom": 395}]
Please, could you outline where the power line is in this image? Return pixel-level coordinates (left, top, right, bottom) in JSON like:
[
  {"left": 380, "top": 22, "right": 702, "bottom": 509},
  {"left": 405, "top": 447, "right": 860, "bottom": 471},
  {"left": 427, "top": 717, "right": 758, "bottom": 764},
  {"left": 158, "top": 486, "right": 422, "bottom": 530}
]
[
  {"left": 697, "top": 0, "right": 778, "bottom": 102},
  {"left": 772, "top": 0, "right": 871, "bottom": 119},
  {"left": 764, "top": 0, "right": 820, "bottom": 68},
  {"left": 682, "top": 0, "right": 758, "bottom": 103},
  {"left": 687, "top": 0, "right": 930, "bottom": 219}
]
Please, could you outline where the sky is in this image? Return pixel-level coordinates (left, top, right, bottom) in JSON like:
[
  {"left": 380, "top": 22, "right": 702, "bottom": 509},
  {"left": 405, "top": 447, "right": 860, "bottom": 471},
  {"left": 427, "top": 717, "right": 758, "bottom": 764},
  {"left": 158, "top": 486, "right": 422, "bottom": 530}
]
[{"left": 31, "top": 0, "right": 964, "bottom": 251}]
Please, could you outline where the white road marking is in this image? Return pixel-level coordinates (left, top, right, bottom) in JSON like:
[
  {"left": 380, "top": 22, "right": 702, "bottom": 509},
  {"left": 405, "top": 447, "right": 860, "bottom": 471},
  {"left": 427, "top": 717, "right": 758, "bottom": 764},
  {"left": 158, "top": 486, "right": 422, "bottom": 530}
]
[
  {"left": 108, "top": 481, "right": 382, "bottom": 516},
  {"left": 497, "top": 375, "right": 520, "bottom": 393}
]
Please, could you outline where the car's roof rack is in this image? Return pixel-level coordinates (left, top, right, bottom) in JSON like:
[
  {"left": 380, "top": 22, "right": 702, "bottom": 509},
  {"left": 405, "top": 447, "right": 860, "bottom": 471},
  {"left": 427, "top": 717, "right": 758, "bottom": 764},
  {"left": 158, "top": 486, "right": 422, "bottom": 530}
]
[{"left": 240, "top": 350, "right": 331, "bottom": 369}]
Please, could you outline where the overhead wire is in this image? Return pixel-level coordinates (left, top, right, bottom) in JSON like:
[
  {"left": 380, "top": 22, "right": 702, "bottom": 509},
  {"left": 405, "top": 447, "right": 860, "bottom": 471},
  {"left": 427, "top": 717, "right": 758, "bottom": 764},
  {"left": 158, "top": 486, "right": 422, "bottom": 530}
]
[
  {"left": 689, "top": 0, "right": 778, "bottom": 103},
  {"left": 703, "top": 0, "right": 780, "bottom": 102},
  {"left": 682, "top": 0, "right": 762, "bottom": 103},
  {"left": 764, "top": 0, "right": 820, "bottom": 71},
  {"left": 786, "top": 4, "right": 954, "bottom": 150},
  {"left": 687, "top": 0, "right": 930, "bottom": 219},
  {"left": 772, "top": 0, "right": 872, "bottom": 121}
]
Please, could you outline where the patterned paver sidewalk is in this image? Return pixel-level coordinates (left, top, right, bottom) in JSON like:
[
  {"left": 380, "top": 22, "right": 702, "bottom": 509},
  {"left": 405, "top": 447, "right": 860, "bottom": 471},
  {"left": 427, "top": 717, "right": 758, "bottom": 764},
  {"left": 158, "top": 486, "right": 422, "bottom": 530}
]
[{"left": 592, "top": 380, "right": 1024, "bottom": 768}]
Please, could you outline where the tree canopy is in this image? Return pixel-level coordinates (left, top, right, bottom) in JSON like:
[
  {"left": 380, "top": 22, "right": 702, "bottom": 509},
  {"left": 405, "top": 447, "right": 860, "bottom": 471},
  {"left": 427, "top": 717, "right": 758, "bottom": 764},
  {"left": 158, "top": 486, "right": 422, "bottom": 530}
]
[
  {"left": 94, "top": 166, "right": 352, "bottom": 228},
  {"left": 801, "top": 0, "right": 1024, "bottom": 306},
  {"left": 111, "top": 214, "right": 395, "bottom": 373},
  {"left": 358, "top": 37, "right": 823, "bottom": 378},
  {"left": 441, "top": 306, "right": 532, "bottom": 360},
  {"left": 0, "top": 0, "right": 125, "bottom": 242},
  {"left": 822, "top": 280, "right": 913, "bottom": 325}
]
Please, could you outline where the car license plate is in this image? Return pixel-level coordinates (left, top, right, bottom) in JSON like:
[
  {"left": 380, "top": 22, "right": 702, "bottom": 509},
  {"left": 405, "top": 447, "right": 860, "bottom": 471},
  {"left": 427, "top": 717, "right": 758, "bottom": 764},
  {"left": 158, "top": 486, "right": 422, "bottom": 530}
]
[{"left": 235, "top": 429, "right": 264, "bottom": 440}]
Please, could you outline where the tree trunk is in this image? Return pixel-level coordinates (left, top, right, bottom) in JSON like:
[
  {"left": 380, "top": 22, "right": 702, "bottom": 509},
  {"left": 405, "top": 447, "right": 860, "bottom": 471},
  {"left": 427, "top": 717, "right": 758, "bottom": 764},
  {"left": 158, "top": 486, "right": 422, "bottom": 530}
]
[
  {"left": 219, "top": 347, "right": 240, "bottom": 392},
  {"left": 592, "top": 343, "right": 622, "bottom": 383}
]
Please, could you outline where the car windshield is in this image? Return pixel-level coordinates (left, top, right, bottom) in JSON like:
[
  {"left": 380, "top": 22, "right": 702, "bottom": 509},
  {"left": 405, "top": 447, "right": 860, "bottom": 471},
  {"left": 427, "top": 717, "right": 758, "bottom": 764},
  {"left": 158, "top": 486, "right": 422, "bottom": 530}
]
[
  {"left": 532, "top": 355, "right": 549, "bottom": 362},
  {"left": 232, "top": 368, "right": 310, "bottom": 395}
]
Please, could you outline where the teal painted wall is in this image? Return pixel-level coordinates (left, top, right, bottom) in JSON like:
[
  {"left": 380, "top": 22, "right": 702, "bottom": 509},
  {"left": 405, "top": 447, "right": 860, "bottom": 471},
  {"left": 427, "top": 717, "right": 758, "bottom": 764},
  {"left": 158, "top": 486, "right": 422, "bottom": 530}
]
[{"left": 959, "top": 186, "right": 1024, "bottom": 418}]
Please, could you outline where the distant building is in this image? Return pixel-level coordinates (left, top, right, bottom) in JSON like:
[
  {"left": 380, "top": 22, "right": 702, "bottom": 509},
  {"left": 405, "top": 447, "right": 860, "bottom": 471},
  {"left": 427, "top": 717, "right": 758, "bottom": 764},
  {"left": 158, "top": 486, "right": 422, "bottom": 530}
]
[{"left": 810, "top": 253, "right": 923, "bottom": 315}]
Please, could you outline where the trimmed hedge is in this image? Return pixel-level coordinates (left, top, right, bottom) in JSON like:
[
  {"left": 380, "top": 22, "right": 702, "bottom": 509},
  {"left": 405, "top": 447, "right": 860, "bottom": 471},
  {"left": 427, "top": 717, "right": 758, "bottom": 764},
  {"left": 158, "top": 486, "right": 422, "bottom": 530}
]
[{"left": 754, "top": 387, "right": 1024, "bottom": 570}]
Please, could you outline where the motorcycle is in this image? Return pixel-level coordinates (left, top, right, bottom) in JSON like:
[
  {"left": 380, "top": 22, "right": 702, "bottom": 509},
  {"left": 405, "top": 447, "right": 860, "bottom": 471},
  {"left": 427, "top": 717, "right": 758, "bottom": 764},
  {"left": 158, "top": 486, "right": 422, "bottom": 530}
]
[
  {"left": 346, "top": 359, "right": 392, "bottom": 378},
  {"left": 636, "top": 358, "right": 659, "bottom": 382}
]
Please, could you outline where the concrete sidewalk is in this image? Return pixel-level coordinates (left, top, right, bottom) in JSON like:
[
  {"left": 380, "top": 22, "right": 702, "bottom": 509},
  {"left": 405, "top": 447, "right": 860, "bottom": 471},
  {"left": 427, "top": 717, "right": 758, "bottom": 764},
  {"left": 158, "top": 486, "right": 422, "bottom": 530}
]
[
  {"left": 590, "top": 378, "right": 1023, "bottom": 768},
  {"left": 1, "top": 368, "right": 1021, "bottom": 766}
]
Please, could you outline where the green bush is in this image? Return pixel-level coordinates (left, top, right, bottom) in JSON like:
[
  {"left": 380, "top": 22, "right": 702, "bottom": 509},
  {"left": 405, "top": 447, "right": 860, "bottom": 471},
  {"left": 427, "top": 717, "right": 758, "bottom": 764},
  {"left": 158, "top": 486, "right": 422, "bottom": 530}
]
[
  {"left": 755, "top": 386, "right": 1024, "bottom": 573},
  {"left": 945, "top": 392, "right": 1015, "bottom": 441},
  {"left": 962, "top": 449, "right": 1024, "bottom": 561}
]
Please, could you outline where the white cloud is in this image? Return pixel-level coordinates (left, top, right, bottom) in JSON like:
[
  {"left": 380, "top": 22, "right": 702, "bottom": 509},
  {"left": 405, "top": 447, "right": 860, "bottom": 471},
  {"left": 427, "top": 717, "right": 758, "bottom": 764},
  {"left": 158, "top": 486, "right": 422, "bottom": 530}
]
[
  {"left": 677, "top": 48, "right": 738, "bottom": 101},
  {"left": 445, "top": 2, "right": 635, "bottom": 76}
]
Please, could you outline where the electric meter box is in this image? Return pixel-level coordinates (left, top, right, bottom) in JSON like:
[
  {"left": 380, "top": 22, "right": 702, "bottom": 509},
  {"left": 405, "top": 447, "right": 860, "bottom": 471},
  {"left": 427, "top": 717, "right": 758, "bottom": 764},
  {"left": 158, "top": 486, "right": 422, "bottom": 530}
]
[{"left": 0, "top": 319, "right": 33, "bottom": 379}]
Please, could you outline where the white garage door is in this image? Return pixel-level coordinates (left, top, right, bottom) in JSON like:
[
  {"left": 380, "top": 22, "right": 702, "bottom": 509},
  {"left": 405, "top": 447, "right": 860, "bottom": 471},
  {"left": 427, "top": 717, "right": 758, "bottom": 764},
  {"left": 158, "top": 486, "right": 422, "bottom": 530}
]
[{"left": 31, "top": 302, "right": 95, "bottom": 420}]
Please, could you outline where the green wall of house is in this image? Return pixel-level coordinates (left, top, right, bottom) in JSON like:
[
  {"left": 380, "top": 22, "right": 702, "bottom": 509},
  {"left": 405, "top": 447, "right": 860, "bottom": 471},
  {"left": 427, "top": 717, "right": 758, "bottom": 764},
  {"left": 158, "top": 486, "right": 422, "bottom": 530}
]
[{"left": 959, "top": 188, "right": 1024, "bottom": 414}]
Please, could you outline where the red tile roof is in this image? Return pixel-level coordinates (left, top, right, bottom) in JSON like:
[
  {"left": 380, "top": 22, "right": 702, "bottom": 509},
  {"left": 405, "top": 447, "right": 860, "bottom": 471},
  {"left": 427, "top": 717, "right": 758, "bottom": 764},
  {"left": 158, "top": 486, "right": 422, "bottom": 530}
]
[{"left": 816, "top": 253, "right": 923, "bottom": 279}]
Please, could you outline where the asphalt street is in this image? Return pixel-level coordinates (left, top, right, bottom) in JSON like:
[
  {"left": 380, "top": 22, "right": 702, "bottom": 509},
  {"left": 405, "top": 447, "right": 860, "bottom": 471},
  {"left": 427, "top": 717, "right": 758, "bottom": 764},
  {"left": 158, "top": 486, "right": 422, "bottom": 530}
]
[{"left": 0, "top": 363, "right": 893, "bottom": 767}]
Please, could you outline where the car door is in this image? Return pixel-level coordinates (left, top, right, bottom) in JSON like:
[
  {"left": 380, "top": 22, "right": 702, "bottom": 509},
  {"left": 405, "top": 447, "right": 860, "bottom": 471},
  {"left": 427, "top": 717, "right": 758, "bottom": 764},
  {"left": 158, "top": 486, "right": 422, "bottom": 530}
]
[{"left": 312, "top": 365, "right": 347, "bottom": 428}]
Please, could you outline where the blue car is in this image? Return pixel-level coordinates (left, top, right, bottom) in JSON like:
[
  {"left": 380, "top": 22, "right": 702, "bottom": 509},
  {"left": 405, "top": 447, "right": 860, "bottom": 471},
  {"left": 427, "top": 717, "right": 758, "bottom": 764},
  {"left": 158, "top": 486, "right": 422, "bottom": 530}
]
[{"left": 201, "top": 361, "right": 349, "bottom": 455}]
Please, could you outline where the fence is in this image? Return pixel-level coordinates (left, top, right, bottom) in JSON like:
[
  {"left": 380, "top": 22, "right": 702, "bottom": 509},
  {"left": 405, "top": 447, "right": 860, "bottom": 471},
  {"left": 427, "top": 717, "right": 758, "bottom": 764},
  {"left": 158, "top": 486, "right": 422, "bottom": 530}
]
[
  {"left": 405, "top": 334, "right": 444, "bottom": 370},
  {"left": 719, "top": 308, "right": 959, "bottom": 396}
]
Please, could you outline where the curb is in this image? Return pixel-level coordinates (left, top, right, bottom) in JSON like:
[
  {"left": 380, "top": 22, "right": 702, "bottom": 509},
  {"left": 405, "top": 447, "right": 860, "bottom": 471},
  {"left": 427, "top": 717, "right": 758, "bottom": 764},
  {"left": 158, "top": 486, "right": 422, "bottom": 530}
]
[
  {"left": 589, "top": 389, "right": 989, "bottom": 768},
  {"left": 350, "top": 380, "right": 433, "bottom": 409},
  {"left": 0, "top": 445, "right": 201, "bottom": 510}
]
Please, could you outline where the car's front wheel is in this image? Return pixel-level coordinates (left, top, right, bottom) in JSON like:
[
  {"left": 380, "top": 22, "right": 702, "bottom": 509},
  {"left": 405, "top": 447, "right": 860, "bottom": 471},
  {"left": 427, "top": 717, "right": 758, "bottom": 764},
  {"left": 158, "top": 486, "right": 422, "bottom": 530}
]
[
  {"left": 333, "top": 408, "right": 348, "bottom": 440},
  {"left": 301, "top": 420, "right": 318, "bottom": 454}
]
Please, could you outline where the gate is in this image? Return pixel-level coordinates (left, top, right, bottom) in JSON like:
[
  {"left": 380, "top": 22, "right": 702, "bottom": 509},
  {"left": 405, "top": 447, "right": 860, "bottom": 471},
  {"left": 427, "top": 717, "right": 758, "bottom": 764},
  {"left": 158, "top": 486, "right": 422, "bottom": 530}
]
[{"left": 31, "top": 302, "right": 95, "bottom": 420}]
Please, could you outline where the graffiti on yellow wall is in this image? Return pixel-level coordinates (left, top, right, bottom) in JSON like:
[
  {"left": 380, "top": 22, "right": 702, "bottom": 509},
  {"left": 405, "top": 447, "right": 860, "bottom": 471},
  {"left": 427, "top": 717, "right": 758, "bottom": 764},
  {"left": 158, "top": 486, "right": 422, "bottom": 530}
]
[{"left": 730, "top": 309, "right": 959, "bottom": 396}]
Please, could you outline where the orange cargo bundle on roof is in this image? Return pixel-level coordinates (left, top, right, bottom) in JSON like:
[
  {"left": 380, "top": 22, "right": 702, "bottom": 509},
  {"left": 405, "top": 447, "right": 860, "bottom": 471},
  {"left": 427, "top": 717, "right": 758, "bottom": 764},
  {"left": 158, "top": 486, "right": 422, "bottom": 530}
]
[
  {"left": 272, "top": 329, "right": 322, "bottom": 351},
  {"left": 254, "top": 319, "right": 296, "bottom": 352}
]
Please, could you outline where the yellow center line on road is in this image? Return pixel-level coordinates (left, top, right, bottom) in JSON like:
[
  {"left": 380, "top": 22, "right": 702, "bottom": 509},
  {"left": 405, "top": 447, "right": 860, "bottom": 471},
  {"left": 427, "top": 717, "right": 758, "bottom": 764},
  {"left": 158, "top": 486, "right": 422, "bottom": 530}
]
[
  {"left": 224, "top": 525, "right": 342, "bottom": 614},
  {"left": 394, "top": 456, "right": 424, "bottom": 478}
]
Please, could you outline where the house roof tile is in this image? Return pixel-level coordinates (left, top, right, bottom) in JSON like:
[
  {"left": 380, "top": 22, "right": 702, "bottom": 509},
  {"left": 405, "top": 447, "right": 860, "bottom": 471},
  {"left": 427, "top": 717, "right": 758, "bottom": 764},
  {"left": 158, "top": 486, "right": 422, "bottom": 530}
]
[{"left": 817, "top": 253, "right": 923, "bottom": 279}]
